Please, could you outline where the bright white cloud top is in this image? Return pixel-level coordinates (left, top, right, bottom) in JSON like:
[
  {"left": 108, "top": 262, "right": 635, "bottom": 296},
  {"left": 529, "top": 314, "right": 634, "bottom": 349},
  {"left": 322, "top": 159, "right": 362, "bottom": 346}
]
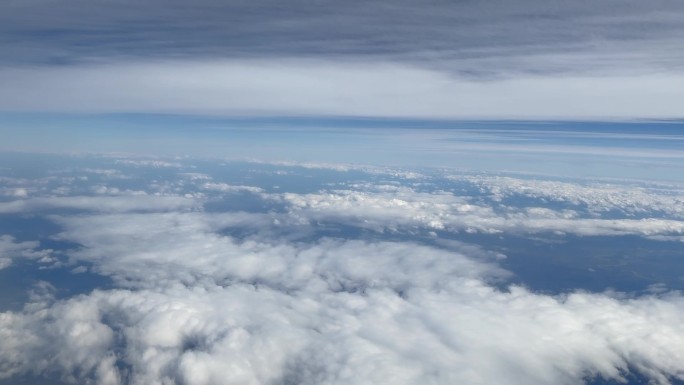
[{"left": 0, "top": 154, "right": 683, "bottom": 385}]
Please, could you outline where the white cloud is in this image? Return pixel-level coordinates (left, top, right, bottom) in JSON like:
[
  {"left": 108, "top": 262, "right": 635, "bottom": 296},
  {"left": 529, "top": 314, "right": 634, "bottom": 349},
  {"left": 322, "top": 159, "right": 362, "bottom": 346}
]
[
  {"left": 1, "top": 60, "right": 684, "bottom": 119},
  {"left": 2, "top": 163, "right": 684, "bottom": 384},
  {"left": 0, "top": 195, "right": 198, "bottom": 214},
  {"left": 0, "top": 235, "right": 53, "bottom": 270},
  {"left": 114, "top": 159, "right": 183, "bottom": 168},
  {"left": 250, "top": 160, "right": 426, "bottom": 179},
  {"left": 49, "top": 211, "right": 505, "bottom": 289},
  {"left": 11, "top": 188, "right": 28, "bottom": 198},
  {"left": 273, "top": 186, "right": 684, "bottom": 239},
  {"left": 454, "top": 175, "right": 684, "bottom": 218},
  {"left": 2, "top": 256, "right": 684, "bottom": 384},
  {"left": 201, "top": 183, "right": 264, "bottom": 194}
]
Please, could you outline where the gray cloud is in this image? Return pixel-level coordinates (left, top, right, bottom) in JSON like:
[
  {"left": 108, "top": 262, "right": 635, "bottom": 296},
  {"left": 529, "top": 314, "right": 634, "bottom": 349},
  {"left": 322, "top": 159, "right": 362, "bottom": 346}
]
[
  {"left": 2, "top": 0, "right": 684, "bottom": 76},
  {"left": 3, "top": 1, "right": 684, "bottom": 118},
  {"left": 3, "top": 1, "right": 684, "bottom": 119}
]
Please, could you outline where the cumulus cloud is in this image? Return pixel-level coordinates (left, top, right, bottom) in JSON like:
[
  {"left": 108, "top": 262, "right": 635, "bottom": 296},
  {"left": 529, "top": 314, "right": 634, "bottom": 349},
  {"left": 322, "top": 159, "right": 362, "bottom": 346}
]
[
  {"left": 2, "top": 158, "right": 684, "bottom": 384},
  {"left": 0, "top": 235, "right": 53, "bottom": 270},
  {"left": 273, "top": 185, "right": 684, "bottom": 239},
  {"left": 1, "top": 241, "right": 684, "bottom": 384},
  {"left": 48, "top": 211, "right": 503, "bottom": 289},
  {"left": 453, "top": 175, "right": 684, "bottom": 218}
]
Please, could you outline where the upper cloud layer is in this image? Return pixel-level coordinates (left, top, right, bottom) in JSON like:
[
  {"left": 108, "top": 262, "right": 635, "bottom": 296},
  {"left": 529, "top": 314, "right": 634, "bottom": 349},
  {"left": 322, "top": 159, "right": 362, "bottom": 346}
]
[
  {"left": 3, "top": 0, "right": 684, "bottom": 119},
  {"left": 2, "top": 0, "right": 684, "bottom": 76},
  {"left": 2, "top": 61, "right": 684, "bottom": 119}
]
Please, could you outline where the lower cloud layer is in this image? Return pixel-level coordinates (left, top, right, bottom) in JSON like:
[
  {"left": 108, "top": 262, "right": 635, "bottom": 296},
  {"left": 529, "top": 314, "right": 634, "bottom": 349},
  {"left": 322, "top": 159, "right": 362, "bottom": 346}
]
[
  {"left": 1, "top": 158, "right": 684, "bottom": 385},
  {"left": 1, "top": 226, "right": 684, "bottom": 385}
]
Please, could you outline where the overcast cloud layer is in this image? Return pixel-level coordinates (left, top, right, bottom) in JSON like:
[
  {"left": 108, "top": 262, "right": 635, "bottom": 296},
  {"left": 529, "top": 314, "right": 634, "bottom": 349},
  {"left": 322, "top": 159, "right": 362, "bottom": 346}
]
[
  {"left": 2, "top": 0, "right": 684, "bottom": 118},
  {"left": 3, "top": 0, "right": 684, "bottom": 73}
]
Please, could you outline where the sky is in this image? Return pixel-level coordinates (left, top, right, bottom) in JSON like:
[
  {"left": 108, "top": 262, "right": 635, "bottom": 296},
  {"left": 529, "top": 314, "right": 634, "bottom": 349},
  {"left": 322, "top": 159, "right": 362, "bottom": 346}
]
[
  {"left": 2, "top": 3, "right": 684, "bottom": 385},
  {"left": 2, "top": 0, "right": 684, "bottom": 119}
]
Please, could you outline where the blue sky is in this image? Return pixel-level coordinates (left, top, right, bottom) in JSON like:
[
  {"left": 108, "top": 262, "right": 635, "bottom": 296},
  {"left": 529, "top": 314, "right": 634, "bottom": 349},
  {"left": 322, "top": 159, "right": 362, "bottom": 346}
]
[{"left": 2, "top": 113, "right": 683, "bottom": 181}]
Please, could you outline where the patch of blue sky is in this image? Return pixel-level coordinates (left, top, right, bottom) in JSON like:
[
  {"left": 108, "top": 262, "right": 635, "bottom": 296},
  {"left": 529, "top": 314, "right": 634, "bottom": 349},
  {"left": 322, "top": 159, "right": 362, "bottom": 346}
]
[
  {"left": 2, "top": 113, "right": 682, "bottom": 150},
  {"left": 438, "top": 231, "right": 684, "bottom": 294},
  {"left": 0, "top": 260, "right": 113, "bottom": 312}
]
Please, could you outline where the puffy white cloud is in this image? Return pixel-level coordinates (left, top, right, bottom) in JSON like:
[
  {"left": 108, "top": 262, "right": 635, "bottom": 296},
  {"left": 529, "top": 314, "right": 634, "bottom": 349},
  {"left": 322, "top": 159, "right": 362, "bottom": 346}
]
[
  {"left": 454, "top": 175, "right": 684, "bottom": 218},
  {"left": 49, "top": 211, "right": 505, "bottom": 289},
  {"left": 0, "top": 235, "right": 54, "bottom": 270},
  {"left": 2, "top": 264, "right": 684, "bottom": 384},
  {"left": 273, "top": 185, "right": 684, "bottom": 239},
  {"left": 2, "top": 161, "right": 684, "bottom": 385}
]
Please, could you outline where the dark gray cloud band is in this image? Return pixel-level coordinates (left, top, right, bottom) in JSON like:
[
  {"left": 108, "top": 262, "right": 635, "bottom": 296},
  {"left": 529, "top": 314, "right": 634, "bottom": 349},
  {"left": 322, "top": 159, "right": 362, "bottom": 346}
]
[{"left": 3, "top": 0, "right": 684, "bottom": 76}]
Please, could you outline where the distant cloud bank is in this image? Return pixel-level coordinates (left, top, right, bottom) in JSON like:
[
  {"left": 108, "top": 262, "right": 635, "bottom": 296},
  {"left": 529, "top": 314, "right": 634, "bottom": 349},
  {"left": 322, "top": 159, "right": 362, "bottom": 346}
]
[{"left": 1, "top": 61, "right": 684, "bottom": 119}]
